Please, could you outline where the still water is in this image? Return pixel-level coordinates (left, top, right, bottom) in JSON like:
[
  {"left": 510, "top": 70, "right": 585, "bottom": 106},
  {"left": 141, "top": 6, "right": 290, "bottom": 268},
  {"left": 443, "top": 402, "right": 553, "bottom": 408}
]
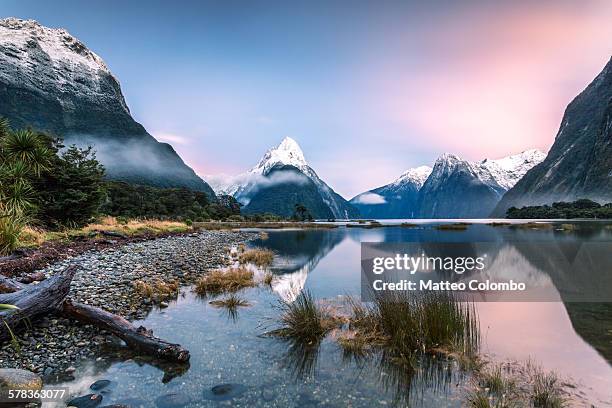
[{"left": 53, "top": 221, "right": 612, "bottom": 407}]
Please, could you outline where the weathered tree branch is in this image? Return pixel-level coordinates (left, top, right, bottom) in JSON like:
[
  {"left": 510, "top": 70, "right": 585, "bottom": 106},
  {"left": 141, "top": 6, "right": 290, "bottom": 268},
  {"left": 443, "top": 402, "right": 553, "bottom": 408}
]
[
  {"left": 62, "top": 300, "right": 190, "bottom": 362},
  {"left": 0, "top": 266, "right": 190, "bottom": 363}
]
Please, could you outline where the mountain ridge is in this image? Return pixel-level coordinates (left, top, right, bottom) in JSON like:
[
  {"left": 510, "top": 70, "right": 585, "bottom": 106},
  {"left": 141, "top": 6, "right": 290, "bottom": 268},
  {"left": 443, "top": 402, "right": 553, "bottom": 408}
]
[
  {"left": 351, "top": 149, "right": 545, "bottom": 218},
  {"left": 494, "top": 57, "right": 612, "bottom": 215},
  {"left": 206, "top": 137, "right": 359, "bottom": 219},
  {"left": 0, "top": 17, "right": 215, "bottom": 196}
]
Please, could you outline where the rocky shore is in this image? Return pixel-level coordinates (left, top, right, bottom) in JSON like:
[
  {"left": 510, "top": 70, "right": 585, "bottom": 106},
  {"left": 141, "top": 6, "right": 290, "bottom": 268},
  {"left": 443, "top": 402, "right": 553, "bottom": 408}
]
[{"left": 0, "top": 230, "right": 255, "bottom": 381}]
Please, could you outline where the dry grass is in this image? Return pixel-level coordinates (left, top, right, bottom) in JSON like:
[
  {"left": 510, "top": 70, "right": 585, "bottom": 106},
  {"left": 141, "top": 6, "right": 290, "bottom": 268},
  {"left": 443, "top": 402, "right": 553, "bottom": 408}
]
[
  {"left": 82, "top": 216, "right": 189, "bottom": 235},
  {"left": 238, "top": 248, "right": 275, "bottom": 267},
  {"left": 13, "top": 217, "right": 190, "bottom": 250},
  {"left": 15, "top": 225, "right": 46, "bottom": 248},
  {"left": 133, "top": 279, "right": 179, "bottom": 301},
  {"left": 194, "top": 267, "right": 255, "bottom": 296}
]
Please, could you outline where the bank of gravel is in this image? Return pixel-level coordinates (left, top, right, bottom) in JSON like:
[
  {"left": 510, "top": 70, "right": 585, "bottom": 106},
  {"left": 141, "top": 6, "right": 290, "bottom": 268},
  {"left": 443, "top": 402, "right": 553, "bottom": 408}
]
[{"left": 0, "top": 230, "right": 255, "bottom": 381}]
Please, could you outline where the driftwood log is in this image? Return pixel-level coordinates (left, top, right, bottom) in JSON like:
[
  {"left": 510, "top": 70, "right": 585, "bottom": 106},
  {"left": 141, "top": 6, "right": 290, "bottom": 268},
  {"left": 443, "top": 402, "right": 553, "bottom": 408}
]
[
  {"left": 0, "top": 267, "right": 190, "bottom": 362},
  {"left": 63, "top": 300, "right": 190, "bottom": 362}
]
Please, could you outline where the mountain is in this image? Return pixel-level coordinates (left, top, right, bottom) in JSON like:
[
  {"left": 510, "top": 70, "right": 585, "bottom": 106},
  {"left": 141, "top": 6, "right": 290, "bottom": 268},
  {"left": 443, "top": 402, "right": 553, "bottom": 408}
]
[
  {"left": 418, "top": 150, "right": 545, "bottom": 218},
  {"left": 494, "top": 57, "right": 612, "bottom": 216},
  {"left": 350, "top": 166, "right": 431, "bottom": 218},
  {"left": 205, "top": 137, "right": 359, "bottom": 219},
  {"left": 0, "top": 18, "right": 214, "bottom": 196}
]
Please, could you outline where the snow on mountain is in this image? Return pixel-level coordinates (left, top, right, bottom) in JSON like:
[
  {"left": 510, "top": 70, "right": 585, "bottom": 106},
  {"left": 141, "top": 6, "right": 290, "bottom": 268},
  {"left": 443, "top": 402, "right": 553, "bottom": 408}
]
[
  {"left": 0, "top": 18, "right": 215, "bottom": 195},
  {"left": 389, "top": 166, "right": 433, "bottom": 189},
  {"left": 427, "top": 150, "right": 546, "bottom": 193},
  {"left": 205, "top": 137, "right": 358, "bottom": 218},
  {"left": 480, "top": 149, "right": 547, "bottom": 190},
  {"left": 418, "top": 149, "right": 546, "bottom": 218},
  {"left": 0, "top": 18, "right": 128, "bottom": 112},
  {"left": 251, "top": 137, "right": 309, "bottom": 175}
]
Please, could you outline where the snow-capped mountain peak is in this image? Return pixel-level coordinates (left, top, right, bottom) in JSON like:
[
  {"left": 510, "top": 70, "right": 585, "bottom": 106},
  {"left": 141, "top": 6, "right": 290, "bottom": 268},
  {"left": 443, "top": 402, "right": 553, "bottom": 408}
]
[
  {"left": 250, "top": 137, "right": 308, "bottom": 174},
  {"left": 393, "top": 166, "right": 432, "bottom": 189},
  {"left": 481, "top": 149, "right": 546, "bottom": 190}
]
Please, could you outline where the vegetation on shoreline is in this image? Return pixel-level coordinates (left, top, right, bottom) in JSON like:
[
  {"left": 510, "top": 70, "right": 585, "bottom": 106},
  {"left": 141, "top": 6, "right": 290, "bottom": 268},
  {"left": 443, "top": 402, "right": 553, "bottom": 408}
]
[
  {"left": 466, "top": 361, "right": 568, "bottom": 407},
  {"left": 238, "top": 248, "right": 275, "bottom": 267},
  {"left": 268, "top": 291, "right": 342, "bottom": 343},
  {"left": 507, "top": 199, "right": 612, "bottom": 219},
  {"left": 194, "top": 267, "right": 256, "bottom": 296}
]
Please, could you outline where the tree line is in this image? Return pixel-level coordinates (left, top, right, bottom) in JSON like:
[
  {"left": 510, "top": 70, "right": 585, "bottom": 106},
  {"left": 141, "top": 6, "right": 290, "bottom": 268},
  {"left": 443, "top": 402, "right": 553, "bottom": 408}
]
[
  {"left": 0, "top": 118, "right": 239, "bottom": 254},
  {"left": 506, "top": 199, "right": 612, "bottom": 219}
]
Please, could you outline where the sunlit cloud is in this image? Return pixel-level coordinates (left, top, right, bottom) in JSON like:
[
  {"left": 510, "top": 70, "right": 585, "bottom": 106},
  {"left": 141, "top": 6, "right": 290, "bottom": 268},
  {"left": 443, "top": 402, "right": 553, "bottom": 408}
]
[{"left": 153, "top": 132, "right": 190, "bottom": 145}]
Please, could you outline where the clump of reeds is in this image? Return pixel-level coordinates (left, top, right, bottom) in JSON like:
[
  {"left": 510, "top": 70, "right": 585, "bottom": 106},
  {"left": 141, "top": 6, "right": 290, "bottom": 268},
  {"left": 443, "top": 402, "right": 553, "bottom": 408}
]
[
  {"left": 465, "top": 361, "right": 567, "bottom": 408},
  {"left": 531, "top": 370, "right": 566, "bottom": 408},
  {"left": 269, "top": 291, "right": 341, "bottom": 343},
  {"left": 344, "top": 291, "right": 479, "bottom": 364},
  {"left": 238, "top": 248, "right": 275, "bottom": 267},
  {"left": 259, "top": 231, "right": 269, "bottom": 240},
  {"left": 133, "top": 279, "right": 179, "bottom": 301},
  {"left": 194, "top": 267, "right": 255, "bottom": 296},
  {"left": 209, "top": 293, "right": 250, "bottom": 309}
]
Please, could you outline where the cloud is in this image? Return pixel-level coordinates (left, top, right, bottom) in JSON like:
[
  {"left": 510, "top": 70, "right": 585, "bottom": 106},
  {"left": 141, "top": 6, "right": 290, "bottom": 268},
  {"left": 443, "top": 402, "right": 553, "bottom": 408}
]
[
  {"left": 352, "top": 192, "right": 387, "bottom": 205},
  {"left": 153, "top": 132, "right": 190, "bottom": 145},
  {"left": 204, "top": 170, "right": 310, "bottom": 204}
]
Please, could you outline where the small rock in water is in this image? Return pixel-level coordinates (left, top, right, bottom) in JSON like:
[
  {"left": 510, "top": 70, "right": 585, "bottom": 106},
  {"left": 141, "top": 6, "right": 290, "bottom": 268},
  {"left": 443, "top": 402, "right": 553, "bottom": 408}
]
[
  {"left": 90, "top": 379, "right": 112, "bottom": 391},
  {"left": 154, "top": 392, "right": 192, "bottom": 408},
  {"left": 203, "top": 383, "right": 247, "bottom": 401},
  {"left": 66, "top": 393, "right": 103, "bottom": 408},
  {"left": 159, "top": 301, "right": 169, "bottom": 308}
]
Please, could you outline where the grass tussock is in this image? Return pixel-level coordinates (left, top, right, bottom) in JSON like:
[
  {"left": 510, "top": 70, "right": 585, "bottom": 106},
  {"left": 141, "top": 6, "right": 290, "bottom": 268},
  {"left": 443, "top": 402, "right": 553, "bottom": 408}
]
[
  {"left": 531, "top": 370, "right": 566, "bottom": 408},
  {"left": 259, "top": 231, "right": 269, "bottom": 240},
  {"left": 435, "top": 222, "right": 471, "bottom": 231},
  {"left": 133, "top": 279, "right": 179, "bottom": 301},
  {"left": 343, "top": 291, "right": 479, "bottom": 364},
  {"left": 238, "top": 248, "right": 275, "bottom": 267},
  {"left": 0, "top": 212, "right": 26, "bottom": 255},
  {"left": 269, "top": 291, "right": 342, "bottom": 344},
  {"left": 194, "top": 267, "right": 255, "bottom": 296},
  {"left": 466, "top": 361, "right": 568, "bottom": 408},
  {"left": 209, "top": 293, "right": 250, "bottom": 309}
]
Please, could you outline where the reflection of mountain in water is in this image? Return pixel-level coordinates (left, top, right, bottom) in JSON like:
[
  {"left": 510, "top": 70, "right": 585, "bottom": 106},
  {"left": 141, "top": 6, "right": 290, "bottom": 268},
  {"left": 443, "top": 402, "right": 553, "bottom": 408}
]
[
  {"left": 252, "top": 229, "right": 346, "bottom": 301},
  {"left": 508, "top": 227, "right": 612, "bottom": 363}
]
